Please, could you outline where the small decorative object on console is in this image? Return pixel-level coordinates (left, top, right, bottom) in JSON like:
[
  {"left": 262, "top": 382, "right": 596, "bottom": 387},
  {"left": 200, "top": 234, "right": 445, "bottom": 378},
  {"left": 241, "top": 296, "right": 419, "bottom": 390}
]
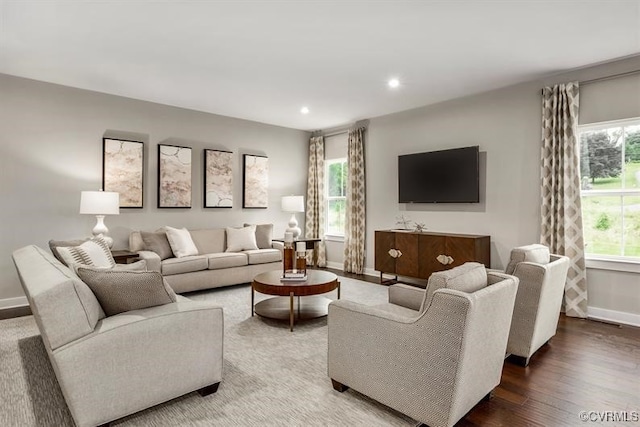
[
  {"left": 413, "top": 222, "right": 427, "bottom": 232},
  {"left": 395, "top": 214, "right": 412, "bottom": 230}
]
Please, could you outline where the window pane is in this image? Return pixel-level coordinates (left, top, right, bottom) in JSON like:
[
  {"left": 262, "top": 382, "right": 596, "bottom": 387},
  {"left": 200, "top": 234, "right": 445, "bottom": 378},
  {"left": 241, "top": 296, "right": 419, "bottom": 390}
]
[
  {"left": 580, "top": 127, "right": 623, "bottom": 190},
  {"left": 624, "top": 125, "right": 640, "bottom": 190},
  {"left": 582, "top": 196, "right": 622, "bottom": 256},
  {"left": 328, "top": 162, "right": 343, "bottom": 197},
  {"left": 327, "top": 199, "right": 345, "bottom": 235},
  {"left": 623, "top": 195, "right": 640, "bottom": 257}
]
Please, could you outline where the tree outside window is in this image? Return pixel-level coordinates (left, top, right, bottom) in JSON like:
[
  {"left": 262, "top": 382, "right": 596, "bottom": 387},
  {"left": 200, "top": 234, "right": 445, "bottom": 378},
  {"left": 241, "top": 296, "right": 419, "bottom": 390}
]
[
  {"left": 579, "top": 120, "right": 640, "bottom": 259},
  {"left": 326, "top": 159, "right": 347, "bottom": 236}
]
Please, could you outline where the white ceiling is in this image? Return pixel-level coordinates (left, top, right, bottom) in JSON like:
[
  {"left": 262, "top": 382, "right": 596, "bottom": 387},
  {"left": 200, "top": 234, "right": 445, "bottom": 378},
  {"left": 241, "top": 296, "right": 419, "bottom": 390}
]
[{"left": 1, "top": 1, "right": 640, "bottom": 131}]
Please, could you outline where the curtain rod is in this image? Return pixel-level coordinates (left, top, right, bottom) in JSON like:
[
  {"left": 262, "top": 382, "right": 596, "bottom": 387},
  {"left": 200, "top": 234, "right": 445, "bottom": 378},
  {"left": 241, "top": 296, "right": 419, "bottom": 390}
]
[
  {"left": 580, "top": 68, "right": 640, "bottom": 85},
  {"left": 313, "top": 119, "right": 370, "bottom": 138}
]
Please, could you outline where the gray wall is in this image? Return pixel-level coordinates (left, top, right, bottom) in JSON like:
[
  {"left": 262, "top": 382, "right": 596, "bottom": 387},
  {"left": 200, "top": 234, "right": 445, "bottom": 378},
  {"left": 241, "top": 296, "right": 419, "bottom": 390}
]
[
  {"left": 0, "top": 74, "right": 309, "bottom": 302},
  {"left": 365, "top": 55, "right": 640, "bottom": 319}
]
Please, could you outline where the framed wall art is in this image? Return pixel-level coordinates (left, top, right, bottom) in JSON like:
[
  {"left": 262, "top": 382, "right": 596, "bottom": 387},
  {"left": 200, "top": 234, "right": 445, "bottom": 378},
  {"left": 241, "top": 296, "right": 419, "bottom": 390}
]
[
  {"left": 204, "top": 149, "right": 233, "bottom": 208},
  {"left": 102, "top": 138, "right": 144, "bottom": 208},
  {"left": 242, "top": 154, "right": 269, "bottom": 209},
  {"left": 158, "top": 144, "right": 192, "bottom": 208}
]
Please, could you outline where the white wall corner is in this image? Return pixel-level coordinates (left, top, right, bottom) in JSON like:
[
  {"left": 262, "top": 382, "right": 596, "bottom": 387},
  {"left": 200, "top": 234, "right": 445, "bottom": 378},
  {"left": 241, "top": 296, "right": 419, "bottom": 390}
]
[
  {"left": 588, "top": 306, "right": 640, "bottom": 328},
  {"left": 0, "top": 296, "right": 29, "bottom": 310}
]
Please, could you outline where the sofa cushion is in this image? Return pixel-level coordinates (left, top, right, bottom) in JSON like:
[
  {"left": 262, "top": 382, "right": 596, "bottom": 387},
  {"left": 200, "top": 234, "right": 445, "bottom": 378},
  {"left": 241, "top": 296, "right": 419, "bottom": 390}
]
[
  {"left": 77, "top": 268, "right": 177, "bottom": 316},
  {"left": 243, "top": 249, "right": 282, "bottom": 265},
  {"left": 226, "top": 225, "right": 259, "bottom": 252},
  {"left": 505, "top": 244, "right": 551, "bottom": 275},
  {"left": 54, "top": 237, "right": 116, "bottom": 269},
  {"left": 161, "top": 255, "right": 209, "bottom": 276},
  {"left": 140, "top": 231, "right": 173, "bottom": 260},
  {"left": 164, "top": 226, "right": 199, "bottom": 258},
  {"left": 244, "top": 223, "right": 274, "bottom": 249},
  {"left": 190, "top": 228, "right": 226, "bottom": 254},
  {"left": 207, "top": 252, "right": 248, "bottom": 270},
  {"left": 421, "top": 262, "right": 488, "bottom": 312}
]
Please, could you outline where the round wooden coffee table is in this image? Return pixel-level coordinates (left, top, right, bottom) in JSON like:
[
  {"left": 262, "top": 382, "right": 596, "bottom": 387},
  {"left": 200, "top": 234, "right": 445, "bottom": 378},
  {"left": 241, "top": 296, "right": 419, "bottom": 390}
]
[{"left": 251, "top": 270, "right": 340, "bottom": 331}]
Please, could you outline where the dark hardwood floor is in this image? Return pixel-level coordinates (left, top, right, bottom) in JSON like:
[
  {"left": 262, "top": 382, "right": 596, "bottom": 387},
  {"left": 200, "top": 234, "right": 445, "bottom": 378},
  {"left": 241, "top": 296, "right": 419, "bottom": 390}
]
[
  {"left": 3, "top": 269, "right": 639, "bottom": 426},
  {"left": 460, "top": 315, "right": 640, "bottom": 426}
]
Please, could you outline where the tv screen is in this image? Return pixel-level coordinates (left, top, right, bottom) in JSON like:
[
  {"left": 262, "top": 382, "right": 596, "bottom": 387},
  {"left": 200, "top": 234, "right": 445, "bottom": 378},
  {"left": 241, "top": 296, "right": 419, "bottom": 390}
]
[{"left": 398, "top": 146, "right": 479, "bottom": 203}]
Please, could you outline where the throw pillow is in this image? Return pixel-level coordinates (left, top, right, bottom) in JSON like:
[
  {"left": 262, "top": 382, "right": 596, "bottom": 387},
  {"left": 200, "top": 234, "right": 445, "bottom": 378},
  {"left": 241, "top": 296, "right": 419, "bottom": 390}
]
[
  {"left": 49, "top": 238, "right": 88, "bottom": 263},
  {"left": 140, "top": 231, "right": 174, "bottom": 260},
  {"left": 74, "top": 259, "right": 148, "bottom": 273},
  {"left": 55, "top": 236, "right": 116, "bottom": 269},
  {"left": 76, "top": 268, "right": 177, "bottom": 316},
  {"left": 244, "top": 223, "right": 273, "bottom": 249},
  {"left": 164, "top": 226, "right": 199, "bottom": 258},
  {"left": 226, "top": 225, "right": 259, "bottom": 252}
]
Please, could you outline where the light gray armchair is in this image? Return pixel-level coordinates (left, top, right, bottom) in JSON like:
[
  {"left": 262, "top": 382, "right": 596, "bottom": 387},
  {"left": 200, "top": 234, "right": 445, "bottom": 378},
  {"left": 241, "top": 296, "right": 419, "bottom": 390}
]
[
  {"left": 328, "top": 263, "right": 518, "bottom": 427},
  {"left": 504, "top": 244, "right": 570, "bottom": 366},
  {"left": 12, "top": 245, "right": 224, "bottom": 427}
]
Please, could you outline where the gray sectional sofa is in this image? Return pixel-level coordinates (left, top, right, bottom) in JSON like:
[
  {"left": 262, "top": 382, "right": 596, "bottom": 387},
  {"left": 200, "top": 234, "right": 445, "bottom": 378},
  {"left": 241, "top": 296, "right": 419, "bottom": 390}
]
[{"left": 129, "top": 227, "right": 283, "bottom": 293}]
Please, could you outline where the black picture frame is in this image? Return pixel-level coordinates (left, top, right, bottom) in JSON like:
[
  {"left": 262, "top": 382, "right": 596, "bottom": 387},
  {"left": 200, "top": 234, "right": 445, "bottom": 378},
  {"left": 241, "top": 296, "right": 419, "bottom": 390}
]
[
  {"left": 204, "top": 149, "right": 233, "bottom": 208},
  {"left": 242, "top": 154, "right": 269, "bottom": 209},
  {"left": 102, "top": 138, "right": 144, "bottom": 208},
  {"left": 158, "top": 144, "right": 192, "bottom": 208}
]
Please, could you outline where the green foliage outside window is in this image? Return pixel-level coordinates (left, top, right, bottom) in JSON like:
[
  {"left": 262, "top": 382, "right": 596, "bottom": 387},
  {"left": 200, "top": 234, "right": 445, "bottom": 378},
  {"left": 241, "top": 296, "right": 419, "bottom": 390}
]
[{"left": 580, "top": 124, "right": 640, "bottom": 258}]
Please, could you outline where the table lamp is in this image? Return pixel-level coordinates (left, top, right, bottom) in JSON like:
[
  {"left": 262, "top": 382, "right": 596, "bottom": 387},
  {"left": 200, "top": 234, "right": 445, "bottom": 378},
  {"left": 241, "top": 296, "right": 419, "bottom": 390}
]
[
  {"left": 281, "top": 195, "right": 304, "bottom": 239},
  {"left": 80, "top": 190, "right": 120, "bottom": 248}
]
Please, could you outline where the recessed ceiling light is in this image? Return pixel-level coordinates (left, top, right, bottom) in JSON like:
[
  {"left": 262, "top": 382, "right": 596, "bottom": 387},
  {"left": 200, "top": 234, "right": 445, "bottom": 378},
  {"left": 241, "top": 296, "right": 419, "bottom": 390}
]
[
  {"left": 300, "top": 106, "right": 310, "bottom": 114},
  {"left": 388, "top": 78, "right": 400, "bottom": 88}
]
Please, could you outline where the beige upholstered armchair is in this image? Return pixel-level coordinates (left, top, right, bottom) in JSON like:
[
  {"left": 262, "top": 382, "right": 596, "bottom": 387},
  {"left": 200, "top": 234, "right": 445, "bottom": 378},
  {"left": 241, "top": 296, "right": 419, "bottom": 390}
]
[
  {"left": 504, "top": 244, "right": 570, "bottom": 366},
  {"left": 328, "top": 263, "right": 519, "bottom": 427}
]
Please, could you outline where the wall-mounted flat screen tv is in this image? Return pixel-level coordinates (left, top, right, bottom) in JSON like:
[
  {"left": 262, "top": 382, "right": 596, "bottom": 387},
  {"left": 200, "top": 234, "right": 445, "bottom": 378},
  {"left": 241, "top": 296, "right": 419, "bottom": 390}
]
[{"left": 398, "top": 146, "right": 480, "bottom": 203}]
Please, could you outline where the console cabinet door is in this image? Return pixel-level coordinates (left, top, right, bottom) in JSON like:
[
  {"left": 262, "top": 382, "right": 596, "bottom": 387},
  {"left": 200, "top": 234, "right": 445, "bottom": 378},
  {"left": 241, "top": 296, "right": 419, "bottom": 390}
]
[
  {"left": 446, "top": 235, "right": 491, "bottom": 268},
  {"left": 374, "top": 231, "right": 396, "bottom": 274},
  {"left": 418, "top": 234, "right": 446, "bottom": 278},
  {"left": 395, "top": 233, "right": 419, "bottom": 278}
]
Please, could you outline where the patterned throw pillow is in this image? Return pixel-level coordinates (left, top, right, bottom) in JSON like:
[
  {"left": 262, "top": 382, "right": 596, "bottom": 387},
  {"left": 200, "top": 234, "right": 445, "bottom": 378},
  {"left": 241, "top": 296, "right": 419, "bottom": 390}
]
[
  {"left": 76, "top": 268, "right": 177, "bottom": 316},
  {"left": 55, "top": 237, "right": 116, "bottom": 269}
]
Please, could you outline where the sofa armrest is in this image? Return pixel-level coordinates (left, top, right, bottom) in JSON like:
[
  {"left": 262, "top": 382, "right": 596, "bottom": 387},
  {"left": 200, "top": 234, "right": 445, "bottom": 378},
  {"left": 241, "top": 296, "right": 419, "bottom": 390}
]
[
  {"left": 136, "top": 250, "right": 161, "bottom": 272},
  {"left": 271, "top": 240, "right": 284, "bottom": 252},
  {"left": 51, "top": 300, "right": 223, "bottom": 426},
  {"left": 388, "top": 283, "right": 425, "bottom": 311}
]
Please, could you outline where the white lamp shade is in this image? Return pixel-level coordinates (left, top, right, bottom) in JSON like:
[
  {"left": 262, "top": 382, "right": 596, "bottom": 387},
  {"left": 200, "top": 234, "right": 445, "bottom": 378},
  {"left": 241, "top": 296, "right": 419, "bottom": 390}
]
[
  {"left": 80, "top": 191, "right": 120, "bottom": 215},
  {"left": 281, "top": 195, "right": 304, "bottom": 213}
]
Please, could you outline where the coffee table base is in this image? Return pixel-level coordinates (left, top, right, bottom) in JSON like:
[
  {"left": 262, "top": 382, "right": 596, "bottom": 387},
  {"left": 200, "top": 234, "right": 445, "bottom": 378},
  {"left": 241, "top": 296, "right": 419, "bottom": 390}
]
[{"left": 254, "top": 296, "right": 332, "bottom": 328}]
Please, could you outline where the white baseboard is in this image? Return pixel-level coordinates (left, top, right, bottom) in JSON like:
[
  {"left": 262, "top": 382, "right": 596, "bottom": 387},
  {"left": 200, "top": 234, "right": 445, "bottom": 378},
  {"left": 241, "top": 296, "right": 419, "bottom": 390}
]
[
  {"left": 588, "top": 306, "right": 640, "bottom": 328},
  {"left": 0, "top": 296, "right": 28, "bottom": 310}
]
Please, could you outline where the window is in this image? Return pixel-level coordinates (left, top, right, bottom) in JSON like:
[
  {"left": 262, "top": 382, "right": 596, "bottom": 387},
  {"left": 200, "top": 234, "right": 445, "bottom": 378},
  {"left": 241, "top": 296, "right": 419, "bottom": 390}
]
[
  {"left": 326, "top": 158, "right": 348, "bottom": 237},
  {"left": 579, "top": 118, "right": 640, "bottom": 260}
]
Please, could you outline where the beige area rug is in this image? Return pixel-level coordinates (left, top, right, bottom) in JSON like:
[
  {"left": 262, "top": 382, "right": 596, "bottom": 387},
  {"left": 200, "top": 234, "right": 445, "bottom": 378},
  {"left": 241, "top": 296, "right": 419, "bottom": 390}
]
[{"left": 0, "top": 276, "right": 418, "bottom": 426}]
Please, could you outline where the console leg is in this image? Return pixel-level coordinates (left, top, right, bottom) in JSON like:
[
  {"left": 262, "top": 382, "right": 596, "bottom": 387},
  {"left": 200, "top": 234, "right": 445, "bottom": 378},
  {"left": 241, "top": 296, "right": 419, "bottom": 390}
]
[
  {"left": 198, "top": 382, "right": 220, "bottom": 397},
  {"left": 331, "top": 379, "right": 349, "bottom": 392}
]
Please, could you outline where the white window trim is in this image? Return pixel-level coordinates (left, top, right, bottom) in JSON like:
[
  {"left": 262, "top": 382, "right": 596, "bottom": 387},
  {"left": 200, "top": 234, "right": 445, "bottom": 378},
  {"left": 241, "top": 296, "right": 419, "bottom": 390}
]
[
  {"left": 579, "top": 118, "right": 640, "bottom": 265},
  {"left": 325, "top": 158, "right": 347, "bottom": 238}
]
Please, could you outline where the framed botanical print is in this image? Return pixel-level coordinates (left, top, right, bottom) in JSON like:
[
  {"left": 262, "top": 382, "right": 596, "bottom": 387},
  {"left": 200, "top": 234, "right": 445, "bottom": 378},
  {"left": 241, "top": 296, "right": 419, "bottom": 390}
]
[
  {"left": 102, "top": 138, "right": 144, "bottom": 208},
  {"left": 158, "top": 144, "right": 192, "bottom": 208},
  {"left": 242, "top": 154, "right": 268, "bottom": 208}
]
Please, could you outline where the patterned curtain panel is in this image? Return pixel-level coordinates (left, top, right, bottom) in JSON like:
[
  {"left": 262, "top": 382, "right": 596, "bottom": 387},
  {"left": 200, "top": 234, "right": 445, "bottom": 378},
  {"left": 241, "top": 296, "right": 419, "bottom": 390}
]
[
  {"left": 304, "top": 136, "right": 327, "bottom": 267},
  {"left": 540, "top": 82, "right": 588, "bottom": 318},
  {"left": 344, "top": 127, "right": 366, "bottom": 274}
]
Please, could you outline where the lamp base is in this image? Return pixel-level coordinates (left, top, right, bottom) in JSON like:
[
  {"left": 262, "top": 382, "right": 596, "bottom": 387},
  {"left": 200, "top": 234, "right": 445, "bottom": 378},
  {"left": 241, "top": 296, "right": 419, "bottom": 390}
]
[
  {"left": 286, "top": 213, "right": 302, "bottom": 239},
  {"left": 92, "top": 215, "right": 114, "bottom": 248}
]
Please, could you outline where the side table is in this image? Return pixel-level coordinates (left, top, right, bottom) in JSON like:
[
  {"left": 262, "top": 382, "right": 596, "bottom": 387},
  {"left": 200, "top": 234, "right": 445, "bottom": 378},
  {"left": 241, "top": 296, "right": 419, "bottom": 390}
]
[{"left": 111, "top": 250, "right": 140, "bottom": 264}]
